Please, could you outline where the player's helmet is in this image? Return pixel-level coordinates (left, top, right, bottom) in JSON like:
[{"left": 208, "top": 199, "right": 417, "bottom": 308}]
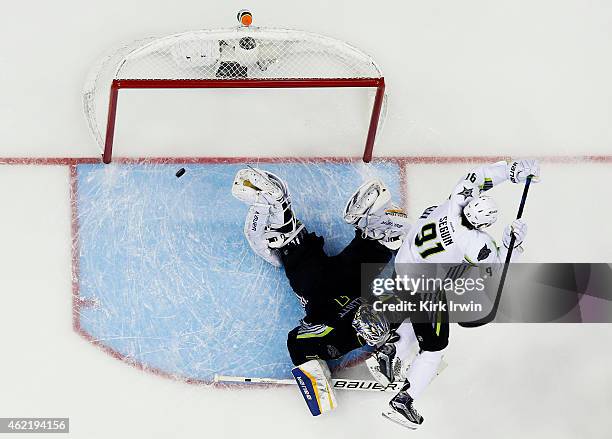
[
  {"left": 463, "top": 195, "right": 498, "bottom": 229},
  {"left": 352, "top": 303, "right": 390, "bottom": 346}
]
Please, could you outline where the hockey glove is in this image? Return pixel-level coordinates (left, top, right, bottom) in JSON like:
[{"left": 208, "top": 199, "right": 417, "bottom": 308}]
[
  {"left": 503, "top": 219, "right": 528, "bottom": 249},
  {"left": 507, "top": 159, "right": 541, "bottom": 183}
]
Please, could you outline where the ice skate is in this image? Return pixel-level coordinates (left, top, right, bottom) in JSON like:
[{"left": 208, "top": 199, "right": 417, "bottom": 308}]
[
  {"left": 343, "top": 179, "right": 410, "bottom": 250},
  {"left": 382, "top": 382, "right": 424, "bottom": 430}
]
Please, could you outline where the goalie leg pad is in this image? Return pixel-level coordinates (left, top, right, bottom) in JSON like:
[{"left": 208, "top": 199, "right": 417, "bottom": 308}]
[
  {"left": 231, "top": 168, "right": 287, "bottom": 205},
  {"left": 233, "top": 167, "right": 304, "bottom": 250},
  {"left": 343, "top": 179, "right": 410, "bottom": 250},
  {"left": 244, "top": 206, "right": 282, "bottom": 267},
  {"left": 365, "top": 342, "right": 398, "bottom": 386},
  {"left": 291, "top": 359, "right": 337, "bottom": 416}
]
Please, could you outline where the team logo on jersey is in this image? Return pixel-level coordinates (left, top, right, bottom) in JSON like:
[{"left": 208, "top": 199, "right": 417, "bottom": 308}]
[
  {"left": 458, "top": 186, "right": 474, "bottom": 200},
  {"left": 477, "top": 244, "right": 491, "bottom": 261}
]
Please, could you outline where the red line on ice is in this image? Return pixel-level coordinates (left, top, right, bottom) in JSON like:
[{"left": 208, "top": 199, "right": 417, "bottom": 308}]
[{"left": 2, "top": 154, "right": 612, "bottom": 166}]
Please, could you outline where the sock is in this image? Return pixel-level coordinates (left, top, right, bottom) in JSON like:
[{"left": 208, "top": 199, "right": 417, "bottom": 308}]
[
  {"left": 394, "top": 320, "right": 418, "bottom": 361},
  {"left": 405, "top": 350, "right": 443, "bottom": 400}
]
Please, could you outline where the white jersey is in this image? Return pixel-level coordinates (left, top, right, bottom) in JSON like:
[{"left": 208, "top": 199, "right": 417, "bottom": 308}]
[{"left": 396, "top": 161, "right": 510, "bottom": 267}]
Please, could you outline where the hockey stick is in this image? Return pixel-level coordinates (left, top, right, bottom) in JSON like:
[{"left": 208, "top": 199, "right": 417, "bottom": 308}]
[
  {"left": 213, "top": 359, "right": 447, "bottom": 392},
  {"left": 459, "top": 175, "right": 533, "bottom": 328},
  {"left": 213, "top": 374, "right": 403, "bottom": 392}
]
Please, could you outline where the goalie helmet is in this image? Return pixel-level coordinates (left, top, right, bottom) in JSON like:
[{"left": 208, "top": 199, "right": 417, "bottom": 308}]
[
  {"left": 352, "top": 303, "right": 390, "bottom": 346},
  {"left": 463, "top": 195, "right": 498, "bottom": 229}
]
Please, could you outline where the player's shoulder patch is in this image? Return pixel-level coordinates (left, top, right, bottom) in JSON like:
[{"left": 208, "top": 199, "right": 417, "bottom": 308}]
[
  {"left": 476, "top": 243, "right": 492, "bottom": 261},
  {"left": 455, "top": 168, "right": 487, "bottom": 199},
  {"left": 456, "top": 186, "right": 475, "bottom": 200}
]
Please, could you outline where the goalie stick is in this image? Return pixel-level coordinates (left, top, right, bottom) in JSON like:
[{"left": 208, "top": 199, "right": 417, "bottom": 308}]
[
  {"left": 214, "top": 374, "right": 401, "bottom": 392},
  {"left": 459, "top": 175, "right": 534, "bottom": 327},
  {"left": 213, "top": 359, "right": 447, "bottom": 392}
]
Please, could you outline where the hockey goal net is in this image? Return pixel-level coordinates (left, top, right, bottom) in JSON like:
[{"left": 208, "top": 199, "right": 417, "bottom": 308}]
[{"left": 83, "top": 26, "right": 386, "bottom": 163}]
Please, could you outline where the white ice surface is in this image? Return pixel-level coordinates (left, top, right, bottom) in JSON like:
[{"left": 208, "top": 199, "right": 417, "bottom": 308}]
[
  {"left": 1, "top": 163, "right": 611, "bottom": 438},
  {"left": 1, "top": 0, "right": 612, "bottom": 438}
]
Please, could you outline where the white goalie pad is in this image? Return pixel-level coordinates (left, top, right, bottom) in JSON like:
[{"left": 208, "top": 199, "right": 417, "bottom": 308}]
[
  {"left": 291, "top": 359, "right": 337, "bottom": 416},
  {"left": 365, "top": 353, "right": 403, "bottom": 387},
  {"left": 343, "top": 179, "right": 410, "bottom": 250},
  {"left": 231, "top": 168, "right": 287, "bottom": 206},
  {"left": 244, "top": 206, "right": 282, "bottom": 267}
]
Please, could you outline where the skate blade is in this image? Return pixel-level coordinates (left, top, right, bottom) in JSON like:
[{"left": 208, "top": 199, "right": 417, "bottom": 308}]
[{"left": 381, "top": 410, "right": 421, "bottom": 430}]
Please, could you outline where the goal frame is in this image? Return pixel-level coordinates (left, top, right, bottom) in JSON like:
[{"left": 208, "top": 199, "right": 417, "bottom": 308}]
[{"left": 101, "top": 77, "right": 386, "bottom": 164}]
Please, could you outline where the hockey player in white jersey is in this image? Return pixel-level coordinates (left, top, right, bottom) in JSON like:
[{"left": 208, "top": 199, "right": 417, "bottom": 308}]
[
  {"left": 396, "top": 159, "right": 538, "bottom": 266},
  {"left": 373, "top": 159, "right": 540, "bottom": 429}
]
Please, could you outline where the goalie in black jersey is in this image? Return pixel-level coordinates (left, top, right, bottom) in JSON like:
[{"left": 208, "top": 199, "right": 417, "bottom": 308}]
[{"left": 231, "top": 168, "right": 412, "bottom": 418}]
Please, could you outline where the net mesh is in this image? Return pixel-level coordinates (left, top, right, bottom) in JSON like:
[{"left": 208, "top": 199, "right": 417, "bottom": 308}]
[
  {"left": 115, "top": 27, "right": 382, "bottom": 80},
  {"left": 83, "top": 26, "right": 385, "bottom": 153}
]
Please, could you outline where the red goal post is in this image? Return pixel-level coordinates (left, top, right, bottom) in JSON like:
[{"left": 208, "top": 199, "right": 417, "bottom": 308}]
[{"left": 83, "top": 27, "right": 387, "bottom": 163}]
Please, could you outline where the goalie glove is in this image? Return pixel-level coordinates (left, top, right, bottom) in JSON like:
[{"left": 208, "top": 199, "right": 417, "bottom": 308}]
[
  {"left": 503, "top": 219, "right": 528, "bottom": 249},
  {"left": 507, "top": 159, "right": 541, "bottom": 184}
]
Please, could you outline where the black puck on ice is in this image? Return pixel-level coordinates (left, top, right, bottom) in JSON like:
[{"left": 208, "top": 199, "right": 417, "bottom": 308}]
[{"left": 176, "top": 168, "right": 186, "bottom": 178}]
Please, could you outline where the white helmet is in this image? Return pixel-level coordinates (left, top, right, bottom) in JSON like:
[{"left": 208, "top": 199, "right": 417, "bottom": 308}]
[{"left": 463, "top": 195, "right": 498, "bottom": 229}]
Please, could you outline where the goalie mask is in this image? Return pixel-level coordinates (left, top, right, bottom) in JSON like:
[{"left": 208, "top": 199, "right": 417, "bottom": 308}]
[
  {"left": 352, "top": 303, "right": 390, "bottom": 346},
  {"left": 463, "top": 195, "right": 498, "bottom": 229}
]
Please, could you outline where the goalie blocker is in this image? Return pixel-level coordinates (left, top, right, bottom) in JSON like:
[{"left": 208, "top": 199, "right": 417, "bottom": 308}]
[{"left": 291, "top": 359, "right": 337, "bottom": 416}]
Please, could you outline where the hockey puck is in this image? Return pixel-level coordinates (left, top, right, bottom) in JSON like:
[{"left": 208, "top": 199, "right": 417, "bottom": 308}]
[{"left": 176, "top": 168, "right": 186, "bottom": 178}]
